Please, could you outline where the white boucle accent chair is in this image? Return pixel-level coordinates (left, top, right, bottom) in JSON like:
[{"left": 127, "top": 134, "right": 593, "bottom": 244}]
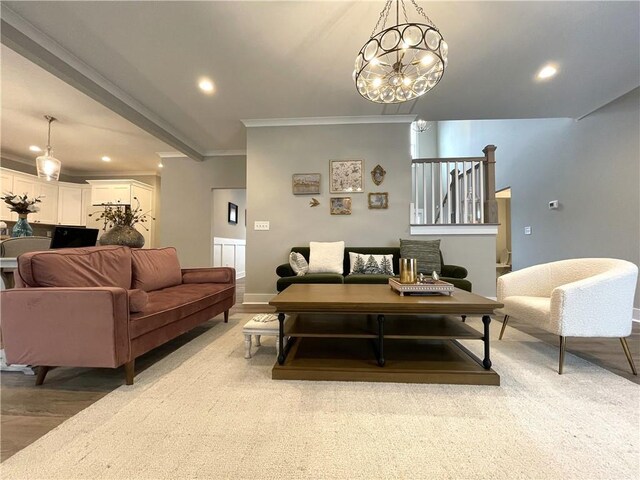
[{"left": 497, "top": 258, "right": 638, "bottom": 375}]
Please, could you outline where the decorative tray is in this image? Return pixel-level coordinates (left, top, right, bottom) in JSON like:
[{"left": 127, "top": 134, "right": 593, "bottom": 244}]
[{"left": 389, "top": 277, "right": 455, "bottom": 296}]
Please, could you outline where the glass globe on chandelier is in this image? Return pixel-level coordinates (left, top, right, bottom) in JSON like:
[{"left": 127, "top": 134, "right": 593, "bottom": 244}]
[
  {"left": 353, "top": 0, "right": 447, "bottom": 104},
  {"left": 35, "top": 115, "right": 62, "bottom": 182}
]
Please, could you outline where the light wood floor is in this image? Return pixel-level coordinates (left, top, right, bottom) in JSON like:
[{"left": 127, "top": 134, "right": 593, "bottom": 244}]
[{"left": 2, "top": 279, "right": 638, "bottom": 461}]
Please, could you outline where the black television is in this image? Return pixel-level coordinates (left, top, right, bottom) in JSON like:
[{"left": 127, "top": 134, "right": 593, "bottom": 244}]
[{"left": 50, "top": 227, "right": 100, "bottom": 249}]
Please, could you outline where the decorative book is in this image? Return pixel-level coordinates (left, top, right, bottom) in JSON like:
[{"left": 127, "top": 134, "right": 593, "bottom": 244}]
[{"left": 389, "top": 277, "right": 454, "bottom": 296}]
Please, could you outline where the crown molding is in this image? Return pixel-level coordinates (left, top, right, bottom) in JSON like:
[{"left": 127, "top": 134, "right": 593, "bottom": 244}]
[
  {"left": 1, "top": 6, "right": 205, "bottom": 161},
  {"left": 157, "top": 151, "right": 188, "bottom": 159},
  {"left": 76, "top": 171, "right": 160, "bottom": 178},
  {"left": 241, "top": 115, "right": 417, "bottom": 128}
]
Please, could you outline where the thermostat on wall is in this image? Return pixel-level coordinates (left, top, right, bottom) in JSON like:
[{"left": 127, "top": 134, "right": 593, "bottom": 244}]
[{"left": 549, "top": 200, "right": 559, "bottom": 210}]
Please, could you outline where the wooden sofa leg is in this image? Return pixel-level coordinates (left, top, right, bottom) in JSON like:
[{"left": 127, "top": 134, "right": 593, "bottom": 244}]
[
  {"left": 124, "top": 360, "right": 135, "bottom": 385},
  {"left": 620, "top": 337, "right": 638, "bottom": 375},
  {"left": 558, "top": 336, "right": 566, "bottom": 374},
  {"left": 224, "top": 310, "right": 229, "bottom": 323},
  {"left": 499, "top": 315, "right": 509, "bottom": 340},
  {"left": 35, "top": 366, "right": 51, "bottom": 386}
]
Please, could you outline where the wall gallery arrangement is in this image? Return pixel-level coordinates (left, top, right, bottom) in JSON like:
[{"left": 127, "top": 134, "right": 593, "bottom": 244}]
[{"left": 294, "top": 160, "right": 388, "bottom": 215}]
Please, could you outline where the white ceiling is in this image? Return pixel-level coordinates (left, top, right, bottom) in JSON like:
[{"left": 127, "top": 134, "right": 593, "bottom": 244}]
[
  {"left": 0, "top": 46, "right": 172, "bottom": 174},
  {"left": 2, "top": 1, "right": 639, "bottom": 157}
]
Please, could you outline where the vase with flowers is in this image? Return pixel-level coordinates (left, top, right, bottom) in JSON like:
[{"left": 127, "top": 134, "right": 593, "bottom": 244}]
[
  {"left": 0, "top": 192, "right": 43, "bottom": 237},
  {"left": 89, "top": 197, "right": 154, "bottom": 248}
]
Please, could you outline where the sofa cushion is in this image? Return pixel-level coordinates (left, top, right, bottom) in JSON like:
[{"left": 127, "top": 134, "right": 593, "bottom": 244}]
[
  {"left": 17, "top": 245, "right": 132, "bottom": 289},
  {"left": 131, "top": 247, "right": 182, "bottom": 292},
  {"left": 276, "top": 273, "right": 344, "bottom": 292},
  {"left": 129, "top": 283, "right": 234, "bottom": 338},
  {"left": 344, "top": 274, "right": 392, "bottom": 284},
  {"left": 128, "top": 289, "right": 149, "bottom": 313},
  {"left": 308, "top": 241, "right": 345, "bottom": 274},
  {"left": 503, "top": 296, "right": 551, "bottom": 327},
  {"left": 348, "top": 253, "right": 394, "bottom": 275},
  {"left": 400, "top": 239, "right": 441, "bottom": 274}
]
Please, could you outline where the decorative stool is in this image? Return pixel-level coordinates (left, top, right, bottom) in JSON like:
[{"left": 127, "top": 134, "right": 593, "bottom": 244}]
[{"left": 242, "top": 314, "right": 292, "bottom": 359}]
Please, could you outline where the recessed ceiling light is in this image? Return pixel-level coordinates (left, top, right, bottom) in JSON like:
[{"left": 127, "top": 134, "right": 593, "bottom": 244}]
[
  {"left": 101, "top": 156, "right": 111, "bottom": 162},
  {"left": 198, "top": 78, "right": 215, "bottom": 93},
  {"left": 537, "top": 64, "right": 558, "bottom": 80},
  {"left": 158, "top": 163, "right": 164, "bottom": 168},
  {"left": 29, "top": 145, "right": 42, "bottom": 152}
]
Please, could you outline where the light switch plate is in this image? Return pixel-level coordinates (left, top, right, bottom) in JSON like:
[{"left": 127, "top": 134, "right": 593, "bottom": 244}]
[
  {"left": 254, "top": 221, "right": 270, "bottom": 231},
  {"left": 524, "top": 226, "right": 532, "bottom": 235}
]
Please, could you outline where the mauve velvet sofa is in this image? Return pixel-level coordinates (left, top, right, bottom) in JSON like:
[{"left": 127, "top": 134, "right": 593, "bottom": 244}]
[{"left": 0, "top": 245, "right": 235, "bottom": 385}]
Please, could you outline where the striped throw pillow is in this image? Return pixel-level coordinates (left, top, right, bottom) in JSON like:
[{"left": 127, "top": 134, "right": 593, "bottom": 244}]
[{"left": 399, "top": 239, "right": 441, "bottom": 274}]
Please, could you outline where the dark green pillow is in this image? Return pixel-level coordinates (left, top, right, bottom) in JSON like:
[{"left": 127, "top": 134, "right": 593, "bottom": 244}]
[{"left": 399, "top": 239, "right": 441, "bottom": 274}]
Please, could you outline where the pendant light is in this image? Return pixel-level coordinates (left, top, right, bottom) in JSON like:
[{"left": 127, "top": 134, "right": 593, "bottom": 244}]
[
  {"left": 353, "top": 0, "right": 447, "bottom": 104},
  {"left": 412, "top": 119, "right": 431, "bottom": 132},
  {"left": 36, "top": 115, "right": 61, "bottom": 181}
]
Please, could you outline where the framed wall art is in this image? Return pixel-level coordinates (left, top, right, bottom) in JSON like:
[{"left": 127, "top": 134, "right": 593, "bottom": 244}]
[
  {"left": 371, "top": 164, "right": 386, "bottom": 185},
  {"left": 330, "top": 197, "right": 352, "bottom": 215},
  {"left": 292, "top": 173, "right": 321, "bottom": 195},
  {"left": 228, "top": 202, "right": 238, "bottom": 224},
  {"left": 330, "top": 160, "right": 363, "bottom": 194},
  {"left": 368, "top": 192, "right": 388, "bottom": 209}
]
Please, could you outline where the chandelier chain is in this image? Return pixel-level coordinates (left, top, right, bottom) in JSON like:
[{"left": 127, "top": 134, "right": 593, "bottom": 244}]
[
  {"left": 410, "top": 0, "right": 436, "bottom": 27},
  {"left": 401, "top": 0, "right": 409, "bottom": 23},
  {"left": 370, "top": 0, "right": 393, "bottom": 37}
]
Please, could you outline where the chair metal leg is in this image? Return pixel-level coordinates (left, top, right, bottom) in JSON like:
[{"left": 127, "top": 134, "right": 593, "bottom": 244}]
[
  {"left": 499, "top": 315, "right": 509, "bottom": 340},
  {"left": 558, "top": 336, "right": 566, "bottom": 374},
  {"left": 620, "top": 337, "right": 637, "bottom": 375}
]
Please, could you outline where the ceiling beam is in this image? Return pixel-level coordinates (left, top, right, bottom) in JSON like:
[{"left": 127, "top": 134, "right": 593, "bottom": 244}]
[{"left": 1, "top": 8, "right": 205, "bottom": 161}]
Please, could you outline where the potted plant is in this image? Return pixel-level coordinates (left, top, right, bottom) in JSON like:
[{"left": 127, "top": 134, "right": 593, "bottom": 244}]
[
  {"left": 89, "top": 197, "right": 154, "bottom": 248},
  {"left": 0, "top": 192, "right": 43, "bottom": 237}
]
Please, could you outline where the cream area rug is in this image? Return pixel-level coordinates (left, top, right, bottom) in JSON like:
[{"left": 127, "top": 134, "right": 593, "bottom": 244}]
[{"left": 2, "top": 315, "right": 638, "bottom": 480}]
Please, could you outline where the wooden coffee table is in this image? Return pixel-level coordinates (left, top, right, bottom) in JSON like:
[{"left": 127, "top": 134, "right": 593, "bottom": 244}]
[{"left": 269, "top": 284, "right": 504, "bottom": 385}]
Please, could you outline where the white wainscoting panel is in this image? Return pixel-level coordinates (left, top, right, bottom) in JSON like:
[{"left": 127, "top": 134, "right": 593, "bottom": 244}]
[{"left": 213, "top": 237, "right": 246, "bottom": 279}]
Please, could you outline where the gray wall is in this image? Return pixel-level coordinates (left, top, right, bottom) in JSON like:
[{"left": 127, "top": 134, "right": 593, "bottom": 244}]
[
  {"left": 246, "top": 123, "right": 496, "bottom": 300},
  {"left": 212, "top": 188, "right": 246, "bottom": 240},
  {"left": 438, "top": 88, "right": 640, "bottom": 307},
  {"left": 160, "top": 156, "right": 246, "bottom": 267}
]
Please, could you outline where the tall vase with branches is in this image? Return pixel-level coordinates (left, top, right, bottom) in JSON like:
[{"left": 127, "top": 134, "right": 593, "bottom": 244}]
[{"left": 89, "top": 197, "right": 154, "bottom": 248}]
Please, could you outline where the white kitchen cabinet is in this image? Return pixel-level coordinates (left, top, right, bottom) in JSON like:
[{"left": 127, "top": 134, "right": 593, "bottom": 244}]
[
  {"left": 0, "top": 171, "right": 16, "bottom": 221},
  {"left": 90, "top": 183, "right": 132, "bottom": 206},
  {"left": 57, "top": 184, "right": 84, "bottom": 225},
  {"left": 33, "top": 182, "right": 59, "bottom": 225},
  {"left": 81, "top": 186, "right": 91, "bottom": 227}
]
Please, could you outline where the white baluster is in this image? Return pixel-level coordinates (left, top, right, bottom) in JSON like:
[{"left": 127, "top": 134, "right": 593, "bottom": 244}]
[
  {"left": 479, "top": 161, "right": 485, "bottom": 224},
  {"left": 431, "top": 163, "right": 436, "bottom": 224}
]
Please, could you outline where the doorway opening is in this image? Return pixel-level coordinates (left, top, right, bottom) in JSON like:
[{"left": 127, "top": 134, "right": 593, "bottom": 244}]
[
  {"left": 211, "top": 188, "right": 246, "bottom": 280},
  {"left": 496, "top": 187, "right": 512, "bottom": 276}
]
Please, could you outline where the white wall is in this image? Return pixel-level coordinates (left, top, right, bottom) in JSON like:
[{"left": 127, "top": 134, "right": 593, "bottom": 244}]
[
  {"left": 438, "top": 88, "right": 640, "bottom": 307},
  {"left": 212, "top": 188, "right": 246, "bottom": 240},
  {"left": 246, "top": 123, "right": 496, "bottom": 301},
  {"left": 160, "top": 156, "right": 246, "bottom": 267}
]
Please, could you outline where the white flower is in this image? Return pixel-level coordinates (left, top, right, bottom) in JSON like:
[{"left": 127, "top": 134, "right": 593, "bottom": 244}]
[
  {"left": 27, "top": 204, "right": 40, "bottom": 213},
  {"left": 10, "top": 197, "right": 21, "bottom": 204}
]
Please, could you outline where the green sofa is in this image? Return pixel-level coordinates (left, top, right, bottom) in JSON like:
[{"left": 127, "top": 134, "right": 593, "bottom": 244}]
[{"left": 276, "top": 246, "right": 472, "bottom": 292}]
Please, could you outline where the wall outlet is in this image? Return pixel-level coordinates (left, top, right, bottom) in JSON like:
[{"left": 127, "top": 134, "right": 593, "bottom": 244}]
[
  {"left": 524, "top": 226, "right": 532, "bottom": 235},
  {"left": 254, "top": 221, "right": 270, "bottom": 231},
  {"left": 549, "top": 200, "right": 559, "bottom": 210}
]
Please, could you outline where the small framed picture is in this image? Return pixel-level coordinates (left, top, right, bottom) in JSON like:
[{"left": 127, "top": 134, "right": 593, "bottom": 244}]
[
  {"left": 292, "top": 173, "right": 321, "bottom": 195},
  {"left": 368, "top": 192, "right": 388, "bottom": 209},
  {"left": 228, "top": 202, "right": 238, "bottom": 224},
  {"left": 330, "top": 160, "right": 363, "bottom": 193},
  {"left": 330, "top": 197, "right": 352, "bottom": 215}
]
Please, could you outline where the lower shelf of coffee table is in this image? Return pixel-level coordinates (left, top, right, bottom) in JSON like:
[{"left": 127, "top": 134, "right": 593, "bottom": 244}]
[{"left": 272, "top": 337, "right": 500, "bottom": 386}]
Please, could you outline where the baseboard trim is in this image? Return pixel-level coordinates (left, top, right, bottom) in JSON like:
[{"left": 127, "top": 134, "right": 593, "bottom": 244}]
[{"left": 243, "top": 293, "right": 276, "bottom": 304}]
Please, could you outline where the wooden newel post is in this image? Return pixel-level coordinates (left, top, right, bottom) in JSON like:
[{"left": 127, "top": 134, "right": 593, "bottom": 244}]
[{"left": 482, "top": 145, "right": 498, "bottom": 224}]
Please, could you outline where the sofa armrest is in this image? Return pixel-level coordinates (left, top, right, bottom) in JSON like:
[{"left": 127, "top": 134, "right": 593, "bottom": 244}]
[
  {"left": 276, "top": 263, "right": 295, "bottom": 278},
  {"left": 0, "top": 287, "right": 130, "bottom": 368},
  {"left": 441, "top": 264, "right": 468, "bottom": 279},
  {"left": 181, "top": 267, "right": 235, "bottom": 285}
]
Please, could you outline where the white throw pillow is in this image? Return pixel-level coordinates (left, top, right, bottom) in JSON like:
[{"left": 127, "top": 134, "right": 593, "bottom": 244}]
[
  {"left": 289, "top": 252, "right": 309, "bottom": 276},
  {"left": 348, "top": 253, "right": 394, "bottom": 275},
  {"left": 308, "top": 241, "right": 345, "bottom": 274}
]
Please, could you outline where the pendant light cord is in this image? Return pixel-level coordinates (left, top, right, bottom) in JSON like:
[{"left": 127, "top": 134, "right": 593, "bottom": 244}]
[{"left": 44, "top": 115, "right": 56, "bottom": 153}]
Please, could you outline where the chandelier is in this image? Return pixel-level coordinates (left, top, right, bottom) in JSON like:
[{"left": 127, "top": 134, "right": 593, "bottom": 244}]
[
  {"left": 353, "top": 0, "right": 447, "bottom": 104},
  {"left": 35, "top": 115, "right": 62, "bottom": 181},
  {"left": 412, "top": 119, "right": 431, "bottom": 132}
]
